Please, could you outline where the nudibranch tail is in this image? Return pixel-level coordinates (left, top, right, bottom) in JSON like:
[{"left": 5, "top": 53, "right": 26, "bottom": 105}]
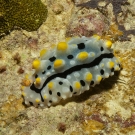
[{"left": 21, "top": 35, "right": 121, "bottom": 107}]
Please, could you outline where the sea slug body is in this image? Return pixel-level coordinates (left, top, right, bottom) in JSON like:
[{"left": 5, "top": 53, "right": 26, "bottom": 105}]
[{"left": 21, "top": 35, "right": 121, "bottom": 107}]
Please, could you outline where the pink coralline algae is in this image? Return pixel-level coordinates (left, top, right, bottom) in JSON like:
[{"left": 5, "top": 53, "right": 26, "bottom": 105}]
[
  {"left": 77, "top": 0, "right": 135, "bottom": 41},
  {"left": 66, "top": 14, "right": 108, "bottom": 37}
]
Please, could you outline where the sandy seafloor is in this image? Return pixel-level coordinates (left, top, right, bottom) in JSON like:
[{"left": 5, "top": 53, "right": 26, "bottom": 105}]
[{"left": 0, "top": 0, "right": 135, "bottom": 134}]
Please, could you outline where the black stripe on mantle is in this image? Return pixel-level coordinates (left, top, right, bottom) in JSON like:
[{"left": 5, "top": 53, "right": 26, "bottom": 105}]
[{"left": 30, "top": 53, "right": 114, "bottom": 95}]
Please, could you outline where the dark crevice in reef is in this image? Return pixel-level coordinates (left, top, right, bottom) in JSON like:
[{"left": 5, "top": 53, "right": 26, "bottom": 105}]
[
  {"left": 77, "top": 0, "right": 135, "bottom": 41},
  {"left": 118, "top": 25, "right": 135, "bottom": 41}
]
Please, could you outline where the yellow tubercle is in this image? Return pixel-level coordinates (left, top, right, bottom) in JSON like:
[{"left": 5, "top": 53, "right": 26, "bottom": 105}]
[
  {"left": 35, "top": 98, "right": 40, "bottom": 103},
  {"left": 57, "top": 42, "right": 68, "bottom": 51},
  {"left": 97, "top": 75, "right": 102, "bottom": 82},
  {"left": 54, "top": 59, "right": 64, "bottom": 68},
  {"left": 22, "top": 92, "right": 26, "bottom": 97},
  {"left": 35, "top": 77, "right": 41, "bottom": 85},
  {"left": 44, "top": 95, "right": 47, "bottom": 99},
  {"left": 100, "top": 63, "right": 104, "bottom": 68},
  {"left": 48, "top": 82, "right": 54, "bottom": 89},
  {"left": 40, "top": 49, "right": 47, "bottom": 58},
  {"left": 108, "top": 61, "right": 114, "bottom": 68},
  {"left": 85, "top": 72, "right": 93, "bottom": 82},
  {"left": 74, "top": 82, "right": 81, "bottom": 90},
  {"left": 25, "top": 74, "right": 29, "bottom": 79},
  {"left": 115, "top": 65, "right": 120, "bottom": 71},
  {"left": 93, "top": 34, "right": 101, "bottom": 40},
  {"left": 32, "top": 59, "right": 41, "bottom": 69},
  {"left": 90, "top": 52, "right": 95, "bottom": 57},
  {"left": 21, "top": 86, "right": 25, "bottom": 91},
  {"left": 78, "top": 52, "right": 88, "bottom": 61},
  {"left": 105, "top": 40, "right": 112, "bottom": 48}
]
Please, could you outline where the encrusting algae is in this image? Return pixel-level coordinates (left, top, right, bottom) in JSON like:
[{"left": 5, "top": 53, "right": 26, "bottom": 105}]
[{"left": 0, "top": 0, "right": 48, "bottom": 38}]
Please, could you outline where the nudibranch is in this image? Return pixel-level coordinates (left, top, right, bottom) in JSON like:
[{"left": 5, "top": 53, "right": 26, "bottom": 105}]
[{"left": 21, "top": 35, "right": 121, "bottom": 107}]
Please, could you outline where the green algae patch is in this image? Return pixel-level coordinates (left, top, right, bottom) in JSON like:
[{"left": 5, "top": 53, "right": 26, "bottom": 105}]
[{"left": 0, "top": 0, "right": 48, "bottom": 37}]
